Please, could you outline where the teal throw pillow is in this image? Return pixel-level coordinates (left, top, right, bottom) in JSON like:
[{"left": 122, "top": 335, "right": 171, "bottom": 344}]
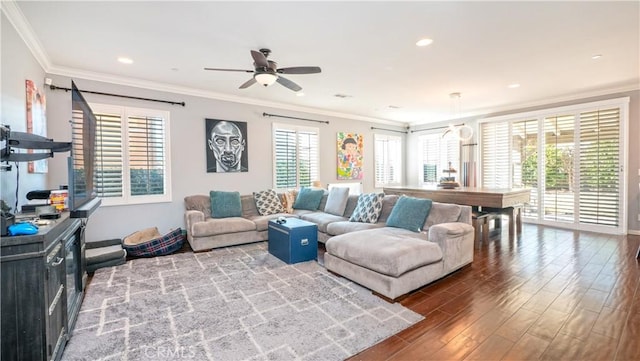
[
  {"left": 293, "top": 187, "right": 324, "bottom": 211},
  {"left": 386, "top": 195, "right": 433, "bottom": 232},
  {"left": 210, "top": 191, "right": 242, "bottom": 218}
]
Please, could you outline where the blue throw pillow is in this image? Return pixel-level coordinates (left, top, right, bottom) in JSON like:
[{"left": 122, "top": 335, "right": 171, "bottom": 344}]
[
  {"left": 386, "top": 195, "right": 433, "bottom": 232},
  {"left": 210, "top": 191, "right": 242, "bottom": 218},
  {"left": 293, "top": 187, "right": 324, "bottom": 211}
]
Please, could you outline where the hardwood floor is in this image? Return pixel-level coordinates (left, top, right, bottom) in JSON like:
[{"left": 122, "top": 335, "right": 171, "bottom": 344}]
[{"left": 345, "top": 223, "right": 640, "bottom": 361}]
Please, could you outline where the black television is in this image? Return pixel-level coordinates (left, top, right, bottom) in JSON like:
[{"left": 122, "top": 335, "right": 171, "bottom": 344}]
[{"left": 68, "top": 81, "right": 100, "bottom": 218}]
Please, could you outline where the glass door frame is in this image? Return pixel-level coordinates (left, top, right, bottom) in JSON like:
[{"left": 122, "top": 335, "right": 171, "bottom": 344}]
[{"left": 478, "top": 97, "right": 629, "bottom": 235}]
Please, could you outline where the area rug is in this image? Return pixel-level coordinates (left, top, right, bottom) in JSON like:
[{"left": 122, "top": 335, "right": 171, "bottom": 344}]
[{"left": 62, "top": 242, "right": 423, "bottom": 361}]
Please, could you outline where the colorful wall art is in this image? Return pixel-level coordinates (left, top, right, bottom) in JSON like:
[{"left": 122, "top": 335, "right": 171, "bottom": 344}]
[
  {"left": 26, "top": 79, "right": 47, "bottom": 173},
  {"left": 337, "top": 132, "right": 363, "bottom": 180}
]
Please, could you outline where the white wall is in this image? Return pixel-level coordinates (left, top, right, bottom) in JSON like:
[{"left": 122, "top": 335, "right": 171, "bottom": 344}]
[
  {"left": 43, "top": 76, "right": 405, "bottom": 241},
  {"left": 1, "top": 12, "right": 47, "bottom": 213}
]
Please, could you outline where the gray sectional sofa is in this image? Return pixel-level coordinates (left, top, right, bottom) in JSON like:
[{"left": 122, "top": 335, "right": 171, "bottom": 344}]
[
  {"left": 184, "top": 190, "right": 474, "bottom": 300},
  {"left": 184, "top": 194, "right": 293, "bottom": 251}
]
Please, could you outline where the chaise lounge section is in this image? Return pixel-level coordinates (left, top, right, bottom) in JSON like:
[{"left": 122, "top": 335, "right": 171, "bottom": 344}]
[{"left": 324, "top": 216, "right": 473, "bottom": 300}]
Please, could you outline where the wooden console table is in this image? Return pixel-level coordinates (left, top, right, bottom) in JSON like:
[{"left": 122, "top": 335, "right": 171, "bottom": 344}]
[{"left": 383, "top": 186, "right": 531, "bottom": 239}]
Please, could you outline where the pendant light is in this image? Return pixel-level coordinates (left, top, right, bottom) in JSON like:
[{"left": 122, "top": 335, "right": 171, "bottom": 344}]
[{"left": 443, "top": 92, "right": 473, "bottom": 141}]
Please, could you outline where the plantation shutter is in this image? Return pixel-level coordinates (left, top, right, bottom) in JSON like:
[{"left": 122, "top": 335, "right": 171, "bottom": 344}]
[
  {"left": 374, "top": 138, "right": 386, "bottom": 185},
  {"left": 273, "top": 125, "right": 319, "bottom": 189},
  {"left": 579, "top": 108, "right": 620, "bottom": 226},
  {"left": 481, "top": 122, "right": 510, "bottom": 188},
  {"left": 94, "top": 113, "right": 123, "bottom": 198},
  {"left": 87, "top": 104, "right": 170, "bottom": 205},
  {"left": 420, "top": 133, "right": 460, "bottom": 185},
  {"left": 374, "top": 134, "right": 402, "bottom": 186},
  {"left": 479, "top": 97, "right": 626, "bottom": 234},
  {"left": 274, "top": 129, "right": 297, "bottom": 189},
  {"left": 420, "top": 134, "right": 439, "bottom": 184},
  {"left": 511, "top": 119, "right": 539, "bottom": 217},
  {"left": 444, "top": 136, "right": 460, "bottom": 176},
  {"left": 297, "top": 130, "right": 319, "bottom": 187},
  {"left": 543, "top": 114, "right": 575, "bottom": 222},
  {"left": 128, "top": 115, "right": 165, "bottom": 196}
]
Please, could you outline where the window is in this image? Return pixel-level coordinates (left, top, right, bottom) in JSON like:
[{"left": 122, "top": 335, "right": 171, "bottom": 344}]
[
  {"left": 374, "top": 134, "right": 402, "bottom": 187},
  {"left": 83, "top": 104, "right": 171, "bottom": 206},
  {"left": 481, "top": 122, "right": 510, "bottom": 188},
  {"left": 418, "top": 133, "right": 460, "bottom": 186},
  {"left": 512, "top": 119, "right": 539, "bottom": 218},
  {"left": 479, "top": 97, "right": 628, "bottom": 234},
  {"left": 543, "top": 114, "right": 575, "bottom": 222},
  {"left": 272, "top": 123, "right": 319, "bottom": 189},
  {"left": 579, "top": 108, "right": 620, "bottom": 226}
]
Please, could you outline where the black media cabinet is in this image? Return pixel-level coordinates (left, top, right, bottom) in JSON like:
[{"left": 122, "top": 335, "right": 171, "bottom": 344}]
[{"left": 1, "top": 213, "right": 85, "bottom": 361}]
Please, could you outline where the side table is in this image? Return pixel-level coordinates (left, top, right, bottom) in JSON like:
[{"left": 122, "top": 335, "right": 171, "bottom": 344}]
[{"left": 268, "top": 218, "right": 318, "bottom": 264}]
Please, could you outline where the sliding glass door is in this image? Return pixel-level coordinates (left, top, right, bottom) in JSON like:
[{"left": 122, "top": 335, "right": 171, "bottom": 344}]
[
  {"left": 543, "top": 114, "right": 575, "bottom": 223},
  {"left": 480, "top": 98, "right": 628, "bottom": 234},
  {"left": 578, "top": 108, "right": 620, "bottom": 226},
  {"left": 511, "top": 119, "right": 539, "bottom": 218}
]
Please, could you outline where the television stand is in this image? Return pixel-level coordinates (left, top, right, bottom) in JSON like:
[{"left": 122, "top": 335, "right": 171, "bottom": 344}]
[{"left": 1, "top": 213, "right": 86, "bottom": 361}]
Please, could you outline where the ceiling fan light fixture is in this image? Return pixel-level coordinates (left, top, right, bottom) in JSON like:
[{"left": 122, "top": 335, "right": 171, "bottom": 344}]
[
  {"left": 254, "top": 72, "right": 277, "bottom": 86},
  {"left": 205, "top": 49, "right": 318, "bottom": 91}
]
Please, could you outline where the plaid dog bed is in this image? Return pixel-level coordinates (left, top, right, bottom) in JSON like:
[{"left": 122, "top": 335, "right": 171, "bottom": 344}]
[{"left": 123, "top": 228, "right": 185, "bottom": 257}]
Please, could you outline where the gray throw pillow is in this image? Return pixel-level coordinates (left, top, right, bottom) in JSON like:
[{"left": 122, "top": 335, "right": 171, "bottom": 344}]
[
  {"left": 253, "top": 189, "right": 285, "bottom": 216},
  {"left": 349, "top": 193, "right": 385, "bottom": 223},
  {"left": 293, "top": 187, "right": 324, "bottom": 211},
  {"left": 324, "top": 187, "right": 350, "bottom": 216},
  {"left": 386, "top": 195, "right": 433, "bottom": 232},
  {"left": 210, "top": 191, "right": 242, "bottom": 218}
]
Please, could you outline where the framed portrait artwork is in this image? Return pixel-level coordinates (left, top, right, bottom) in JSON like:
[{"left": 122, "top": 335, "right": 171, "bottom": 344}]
[
  {"left": 26, "top": 79, "right": 47, "bottom": 173},
  {"left": 337, "top": 132, "right": 363, "bottom": 180},
  {"left": 205, "top": 119, "right": 248, "bottom": 173}
]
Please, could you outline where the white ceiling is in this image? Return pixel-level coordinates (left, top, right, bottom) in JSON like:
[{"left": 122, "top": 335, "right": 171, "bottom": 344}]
[{"left": 6, "top": 1, "right": 640, "bottom": 126}]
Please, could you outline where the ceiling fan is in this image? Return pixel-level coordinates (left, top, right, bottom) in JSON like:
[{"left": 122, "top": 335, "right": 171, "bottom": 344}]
[{"left": 204, "top": 48, "right": 321, "bottom": 92}]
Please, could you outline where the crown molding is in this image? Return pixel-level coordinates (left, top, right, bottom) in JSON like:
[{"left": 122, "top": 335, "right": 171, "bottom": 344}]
[
  {"left": 477, "top": 81, "right": 640, "bottom": 117},
  {"left": 409, "top": 81, "right": 640, "bottom": 126},
  {"left": 2, "top": 0, "right": 404, "bottom": 127},
  {"left": 46, "top": 64, "right": 406, "bottom": 126},
  {"left": 1, "top": 0, "right": 51, "bottom": 71}
]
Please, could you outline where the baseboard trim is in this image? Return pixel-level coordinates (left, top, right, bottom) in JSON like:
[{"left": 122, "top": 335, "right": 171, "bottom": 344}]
[{"left": 627, "top": 229, "right": 640, "bottom": 235}]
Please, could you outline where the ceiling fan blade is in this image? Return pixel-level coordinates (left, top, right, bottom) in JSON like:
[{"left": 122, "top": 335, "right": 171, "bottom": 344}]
[
  {"left": 204, "top": 67, "right": 254, "bottom": 73},
  {"left": 239, "top": 77, "right": 257, "bottom": 89},
  {"left": 277, "top": 66, "right": 322, "bottom": 75},
  {"left": 250, "top": 50, "right": 269, "bottom": 68},
  {"left": 276, "top": 76, "right": 302, "bottom": 92}
]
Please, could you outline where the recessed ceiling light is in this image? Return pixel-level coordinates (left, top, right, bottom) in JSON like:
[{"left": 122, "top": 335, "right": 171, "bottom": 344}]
[
  {"left": 508, "top": 83, "right": 521, "bottom": 89},
  {"left": 416, "top": 38, "right": 433, "bottom": 47},
  {"left": 117, "top": 57, "right": 133, "bottom": 64},
  {"left": 592, "top": 54, "right": 603, "bottom": 60},
  {"left": 334, "top": 94, "right": 353, "bottom": 98},
  {"left": 388, "top": 105, "right": 401, "bottom": 109},
  {"left": 296, "top": 92, "right": 305, "bottom": 97}
]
